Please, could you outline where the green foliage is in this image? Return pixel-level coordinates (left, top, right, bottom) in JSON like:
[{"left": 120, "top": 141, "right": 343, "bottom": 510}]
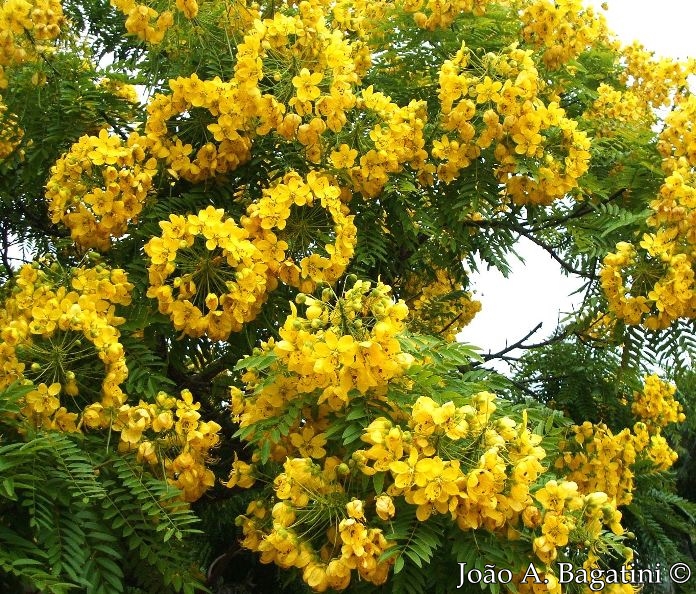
[
  {"left": 626, "top": 482, "right": 696, "bottom": 594},
  {"left": 2, "top": 0, "right": 696, "bottom": 591},
  {"left": 383, "top": 507, "right": 443, "bottom": 576},
  {"left": 0, "top": 384, "right": 205, "bottom": 593}
]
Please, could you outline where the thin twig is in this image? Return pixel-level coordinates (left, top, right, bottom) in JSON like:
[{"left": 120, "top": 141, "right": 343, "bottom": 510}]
[
  {"left": 513, "top": 225, "right": 590, "bottom": 277},
  {"left": 478, "top": 321, "right": 543, "bottom": 363},
  {"left": 0, "top": 225, "right": 14, "bottom": 280},
  {"left": 530, "top": 188, "right": 627, "bottom": 232}
]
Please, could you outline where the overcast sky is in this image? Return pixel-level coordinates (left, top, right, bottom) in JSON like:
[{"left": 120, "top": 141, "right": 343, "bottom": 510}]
[{"left": 460, "top": 0, "right": 696, "bottom": 359}]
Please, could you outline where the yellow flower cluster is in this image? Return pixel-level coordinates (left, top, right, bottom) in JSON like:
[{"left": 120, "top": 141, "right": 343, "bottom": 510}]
[
  {"left": 242, "top": 171, "right": 356, "bottom": 292},
  {"left": 20, "top": 382, "right": 79, "bottom": 432},
  {"left": 601, "top": 223, "right": 696, "bottom": 330},
  {"left": 0, "top": 265, "right": 220, "bottom": 502},
  {"left": 46, "top": 129, "right": 158, "bottom": 251},
  {"left": 144, "top": 74, "right": 252, "bottom": 182},
  {"left": 641, "top": 429, "right": 679, "bottom": 471},
  {"left": 0, "top": 0, "right": 65, "bottom": 88},
  {"left": 620, "top": 42, "right": 696, "bottom": 113},
  {"left": 109, "top": 0, "right": 173, "bottom": 44},
  {"left": 97, "top": 78, "right": 140, "bottom": 104},
  {"left": 144, "top": 170, "right": 357, "bottom": 339},
  {"left": 0, "top": 262, "right": 132, "bottom": 430},
  {"left": 658, "top": 96, "right": 696, "bottom": 170},
  {"left": 231, "top": 281, "right": 414, "bottom": 434},
  {"left": 436, "top": 43, "right": 591, "bottom": 204},
  {"left": 555, "top": 422, "right": 637, "bottom": 506},
  {"left": 331, "top": 0, "right": 390, "bottom": 39},
  {"left": 405, "top": 0, "right": 492, "bottom": 31},
  {"left": 602, "top": 95, "right": 696, "bottom": 329},
  {"left": 174, "top": 0, "right": 198, "bottom": 19},
  {"left": 349, "top": 88, "right": 430, "bottom": 197},
  {"left": 532, "top": 485, "right": 623, "bottom": 586},
  {"left": 0, "top": 0, "right": 64, "bottom": 41},
  {"left": 229, "top": 2, "right": 365, "bottom": 165},
  {"left": 83, "top": 389, "right": 221, "bottom": 501},
  {"left": 587, "top": 84, "right": 648, "bottom": 128},
  {"left": 556, "top": 376, "right": 684, "bottom": 506},
  {"left": 223, "top": 0, "right": 259, "bottom": 36},
  {"left": 234, "top": 7, "right": 359, "bottom": 119},
  {"left": 404, "top": 268, "right": 481, "bottom": 341},
  {"left": 95, "top": 0, "right": 608, "bottom": 213},
  {"left": 353, "top": 396, "right": 625, "bottom": 579},
  {"left": 145, "top": 206, "right": 269, "bottom": 340},
  {"left": 353, "top": 393, "right": 547, "bottom": 527},
  {"left": 521, "top": 0, "right": 608, "bottom": 69},
  {"left": 631, "top": 374, "right": 685, "bottom": 430},
  {"left": 0, "top": 95, "right": 22, "bottom": 159},
  {"left": 224, "top": 279, "right": 631, "bottom": 590},
  {"left": 235, "top": 458, "right": 394, "bottom": 591},
  {"left": 331, "top": 0, "right": 502, "bottom": 40},
  {"left": 600, "top": 242, "right": 655, "bottom": 326}
]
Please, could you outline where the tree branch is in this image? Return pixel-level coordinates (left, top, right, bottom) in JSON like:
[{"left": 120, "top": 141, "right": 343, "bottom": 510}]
[
  {"left": 476, "top": 321, "right": 543, "bottom": 363},
  {"left": 512, "top": 225, "right": 591, "bottom": 278},
  {"left": 0, "top": 224, "right": 14, "bottom": 280},
  {"left": 530, "top": 188, "right": 627, "bottom": 232}
]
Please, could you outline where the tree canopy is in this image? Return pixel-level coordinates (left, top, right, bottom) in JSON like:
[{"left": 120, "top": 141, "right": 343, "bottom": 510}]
[{"left": 0, "top": 0, "right": 695, "bottom": 592}]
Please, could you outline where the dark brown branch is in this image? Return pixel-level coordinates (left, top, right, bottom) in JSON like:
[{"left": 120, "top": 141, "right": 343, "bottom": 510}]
[
  {"left": 438, "top": 312, "right": 464, "bottom": 336},
  {"left": 1, "top": 225, "right": 14, "bottom": 280},
  {"left": 478, "top": 321, "right": 543, "bottom": 363},
  {"left": 190, "top": 357, "right": 230, "bottom": 384},
  {"left": 461, "top": 187, "right": 628, "bottom": 236},
  {"left": 514, "top": 324, "right": 577, "bottom": 351},
  {"left": 530, "top": 188, "right": 627, "bottom": 232},
  {"left": 502, "top": 376, "right": 539, "bottom": 399},
  {"left": 512, "top": 225, "right": 591, "bottom": 278},
  {"left": 464, "top": 217, "right": 593, "bottom": 278},
  {"left": 472, "top": 318, "right": 580, "bottom": 367},
  {"left": 98, "top": 110, "right": 130, "bottom": 142}
]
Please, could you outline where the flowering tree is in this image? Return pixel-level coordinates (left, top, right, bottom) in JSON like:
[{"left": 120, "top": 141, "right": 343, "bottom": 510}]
[{"left": 0, "top": 0, "right": 695, "bottom": 593}]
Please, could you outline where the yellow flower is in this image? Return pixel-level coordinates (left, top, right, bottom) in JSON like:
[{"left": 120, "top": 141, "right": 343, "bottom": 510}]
[
  {"left": 303, "top": 561, "right": 329, "bottom": 592},
  {"left": 24, "top": 382, "right": 61, "bottom": 414},
  {"left": 411, "top": 396, "right": 437, "bottom": 436},
  {"left": 313, "top": 331, "right": 357, "bottom": 375},
  {"left": 272, "top": 502, "right": 296, "bottom": 528},
  {"left": 289, "top": 426, "right": 327, "bottom": 459},
  {"left": 118, "top": 405, "right": 151, "bottom": 444},
  {"left": 50, "top": 407, "right": 79, "bottom": 432},
  {"left": 389, "top": 449, "right": 419, "bottom": 490},
  {"left": 541, "top": 513, "right": 572, "bottom": 547},
  {"left": 534, "top": 480, "right": 577, "bottom": 514},
  {"left": 375, "top": 495, "right": 395, "bottom": 520},
  {"left": 474, "top": 76, "right": 502, "bottom": 103},
  {"left": 326, "top": 558, "right": 351, "bottom": 590},
  {"left": 346, "top": 499, "right": 365, "bottom": 520},
  {"left": 292, "top": 68, "right": 323, "bottom": 102},
  {"left": 533, "top": 535, "right": 557, "bottom": 564},
  {"left": 151, "top": 409, "right": 174, "bottom": 432},
  {"left": 466, "top": 468, "right": 498, "bottom": 503},
  {"left": 330, "top": 144, "right": 358, "bottom": 169},
  {"left": 339, "top": 518, "right": 370, "bottom": 557}
]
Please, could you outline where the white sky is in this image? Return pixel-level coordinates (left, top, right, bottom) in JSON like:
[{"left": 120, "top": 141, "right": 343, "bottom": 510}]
[{"left": 459, "top": 0, "right": 696, "bottom": 360}]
